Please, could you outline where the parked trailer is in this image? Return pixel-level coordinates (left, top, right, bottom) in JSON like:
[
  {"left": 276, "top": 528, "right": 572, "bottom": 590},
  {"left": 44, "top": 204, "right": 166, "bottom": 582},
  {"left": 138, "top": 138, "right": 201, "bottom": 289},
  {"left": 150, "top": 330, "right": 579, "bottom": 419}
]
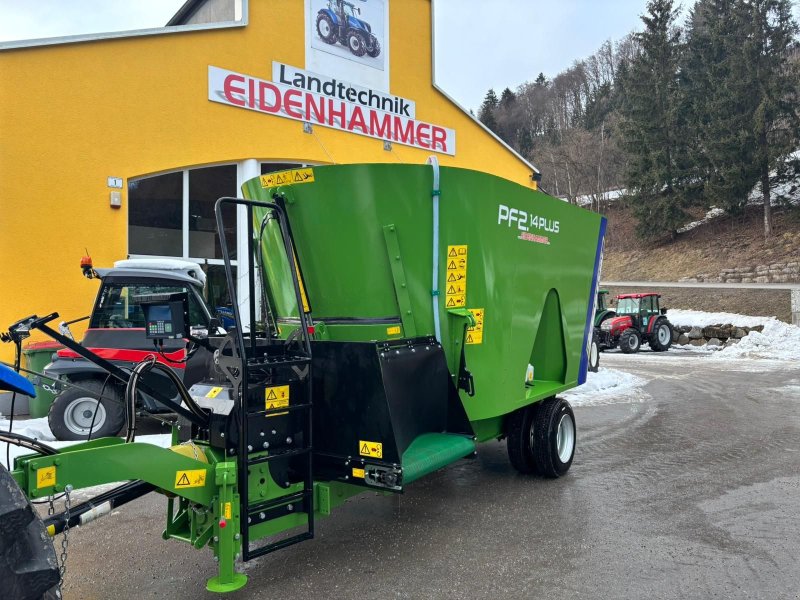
[{"left": 0, "top": 162, "right": 605, "bottom": 597}]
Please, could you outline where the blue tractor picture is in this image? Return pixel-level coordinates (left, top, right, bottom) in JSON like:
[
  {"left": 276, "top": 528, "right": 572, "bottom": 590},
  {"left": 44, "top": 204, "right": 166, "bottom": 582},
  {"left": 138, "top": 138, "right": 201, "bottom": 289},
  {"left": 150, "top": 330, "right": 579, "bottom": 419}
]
[{"left": 316, "top": 0, "right": 381, "bottom": 58}]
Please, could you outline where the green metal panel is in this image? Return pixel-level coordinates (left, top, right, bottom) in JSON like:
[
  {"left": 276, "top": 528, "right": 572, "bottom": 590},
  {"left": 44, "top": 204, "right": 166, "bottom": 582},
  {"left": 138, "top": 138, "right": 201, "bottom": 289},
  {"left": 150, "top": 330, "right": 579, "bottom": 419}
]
[
  {"left": 401, "top": 433, "right": 476, "bottom": 484},
  {"left": 243, "top": 164, "right": 604, "bottom": 437}
]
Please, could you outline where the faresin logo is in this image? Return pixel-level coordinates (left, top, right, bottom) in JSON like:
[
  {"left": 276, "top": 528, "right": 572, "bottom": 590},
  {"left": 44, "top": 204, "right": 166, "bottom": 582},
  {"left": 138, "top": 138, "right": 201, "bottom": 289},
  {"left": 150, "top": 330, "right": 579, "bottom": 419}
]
[
  {"left": 498, "top": 204, "right": 559, "bottom": 245},
  {"left": 208, "top": 62, "right": 456, "bottom": 155}
]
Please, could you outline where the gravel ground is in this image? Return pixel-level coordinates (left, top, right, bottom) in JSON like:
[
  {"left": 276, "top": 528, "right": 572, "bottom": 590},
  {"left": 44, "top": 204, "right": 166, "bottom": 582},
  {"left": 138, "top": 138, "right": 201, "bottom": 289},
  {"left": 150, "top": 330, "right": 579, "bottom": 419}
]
[{"left": 54, "top": 351, "right": 800, "bottom": 599}]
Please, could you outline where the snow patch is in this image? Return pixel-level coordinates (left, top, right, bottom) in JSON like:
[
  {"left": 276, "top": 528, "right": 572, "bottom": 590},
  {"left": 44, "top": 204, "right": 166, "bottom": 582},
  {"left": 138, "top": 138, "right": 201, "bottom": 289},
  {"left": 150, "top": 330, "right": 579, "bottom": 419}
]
[
  {"left": 563, "top": 367, "right": 648, "bottom": 406},
  {"left": 677, "top": 206, "right": 726, "bottom": 234},
  {"left": 668, "top": 309, "right": 773, "bottom": 329}
]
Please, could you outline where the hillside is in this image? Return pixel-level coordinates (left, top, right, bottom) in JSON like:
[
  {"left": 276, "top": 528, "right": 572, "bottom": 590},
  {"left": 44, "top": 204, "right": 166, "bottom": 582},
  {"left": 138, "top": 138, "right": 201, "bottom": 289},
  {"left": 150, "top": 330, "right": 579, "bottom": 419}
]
[{"left": 601, "top": 204, "right": 800, "bottom": 322}]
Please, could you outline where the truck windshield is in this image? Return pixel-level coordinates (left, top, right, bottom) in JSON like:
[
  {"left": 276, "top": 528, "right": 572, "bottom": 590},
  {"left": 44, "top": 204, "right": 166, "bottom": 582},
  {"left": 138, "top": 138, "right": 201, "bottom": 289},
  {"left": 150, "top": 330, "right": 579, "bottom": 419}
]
[
  {"left": 616, "top": 298, "right": 639, "bottom": 315},
  {"left": 91, "top": 283, "right": 208, "bottom": 329}
]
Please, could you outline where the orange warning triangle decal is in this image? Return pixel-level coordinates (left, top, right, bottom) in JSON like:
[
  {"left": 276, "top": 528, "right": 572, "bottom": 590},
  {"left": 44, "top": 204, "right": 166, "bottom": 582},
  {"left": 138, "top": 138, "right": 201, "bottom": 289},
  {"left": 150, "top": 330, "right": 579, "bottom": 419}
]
[
  {"left": 447, "top": 273, "right": 457, "bottom": 282},
  {"left": 266, "top": 390, "right": 277, "bottom": 400},
  {"left": 448, "top": 248, "right": 457, "bottom": 257},
  {"left": 447, "top": 298, "right": 456, "bottom": 307},
  {"left": 360, "top": 443, "right": 369, "bottom": 454},
  {"left": 467, "top": 334, "right": 474, "bottom": 343},
  {"left": 176, "top": 473, "right": 190, "bottom": 487},
  {"left": 447, "top": 260, "right": 457, "bottom": 269}
]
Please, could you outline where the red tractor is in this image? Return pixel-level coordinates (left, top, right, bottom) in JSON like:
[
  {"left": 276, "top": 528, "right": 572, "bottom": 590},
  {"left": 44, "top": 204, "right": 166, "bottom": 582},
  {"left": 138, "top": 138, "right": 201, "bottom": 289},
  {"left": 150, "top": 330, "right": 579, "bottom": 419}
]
[{"left": 597, "top": 293, "right": 673, "bottom": 353}]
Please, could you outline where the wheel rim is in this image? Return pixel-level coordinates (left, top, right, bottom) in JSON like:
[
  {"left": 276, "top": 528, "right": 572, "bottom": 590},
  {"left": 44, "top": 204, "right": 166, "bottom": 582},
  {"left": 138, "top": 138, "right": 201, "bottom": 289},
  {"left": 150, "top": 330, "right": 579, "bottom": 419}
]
[
  {"left": 657, "top": 324, "right": 670, "bottom": 345},
  {"left": 628, "top": 335, "right": 638, "bottom": 350},
  {"left": 349, "top": 35, "right": 360, "bottom": 51},
  {"left": 555, "top": 413, "right": 575, "bottom": 463},
  {"left": 590, "top": 342, "right": 598, "bottom": 366},
  {"left": 63, "top": 397, "right": 106, "bottom": 436},
  {"left": 319, "top": 20, "right": 331, "bottom": 37}
]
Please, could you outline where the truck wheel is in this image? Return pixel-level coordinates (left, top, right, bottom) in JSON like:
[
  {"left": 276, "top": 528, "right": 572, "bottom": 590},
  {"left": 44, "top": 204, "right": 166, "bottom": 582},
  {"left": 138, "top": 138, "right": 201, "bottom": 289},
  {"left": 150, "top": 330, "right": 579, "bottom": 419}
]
[
  {"left": 0, "top": 463, "right": 60, "bottom": 600},
  {"left": 48, "top": 380, "right": 125, "bottom": 441},
  {"left": 506, "top": 398, "right": 576, "bottom": 477},
  {"left": 650, "top": 319, "right": 673, "bottom": 352},
  {"left": 589, "top": 332, "right": 600, "bottom": 372},
  {"left": 367, "top": 35, "right": 381, "bottom": 57},
  {"left": 619, "top": 328, "right": 641, "bottom": 354},
  {"left": 348, "top": 31, "right": 367, "bottom": 56},
  {"left": 316, "top": 12, "right": 337, "bottom": 43}
]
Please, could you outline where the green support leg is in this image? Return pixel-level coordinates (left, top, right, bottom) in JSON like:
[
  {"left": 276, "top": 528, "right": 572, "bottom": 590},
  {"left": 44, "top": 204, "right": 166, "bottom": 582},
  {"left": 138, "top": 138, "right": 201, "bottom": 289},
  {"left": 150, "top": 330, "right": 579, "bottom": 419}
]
[{"left": 206, "top": 461, "right": 248, "bottom": 593}]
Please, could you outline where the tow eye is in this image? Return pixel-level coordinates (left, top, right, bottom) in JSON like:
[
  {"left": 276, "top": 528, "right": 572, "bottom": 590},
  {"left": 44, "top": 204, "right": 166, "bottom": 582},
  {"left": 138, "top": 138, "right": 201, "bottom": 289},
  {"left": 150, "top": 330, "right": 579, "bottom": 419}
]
[{"left": 364, "top": 465, "right": 402, "bottom": 491}]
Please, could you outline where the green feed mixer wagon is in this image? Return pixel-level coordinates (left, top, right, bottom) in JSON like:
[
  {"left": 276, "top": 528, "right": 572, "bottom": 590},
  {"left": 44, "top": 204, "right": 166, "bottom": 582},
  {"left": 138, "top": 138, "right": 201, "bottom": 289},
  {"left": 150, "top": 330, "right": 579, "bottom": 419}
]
[{"left": 0, "top": 162, "right": 605, "bottom": 596}]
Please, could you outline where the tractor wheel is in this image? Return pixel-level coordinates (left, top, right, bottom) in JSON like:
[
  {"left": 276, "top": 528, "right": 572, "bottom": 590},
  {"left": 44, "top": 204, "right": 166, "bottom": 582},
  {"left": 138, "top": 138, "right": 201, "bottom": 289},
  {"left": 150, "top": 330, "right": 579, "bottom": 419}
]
[
  {"left": 367, "top": 35, "right": 381, "bottom": 58},
  {"left": 347, "top": 31, "right": 367, "bottom": 57},
  {"left": 650, "top": 319, "right": 673, "bottom": 352},
  {"left": 0, "top": 463, "right": 60, "bottom": 600},
  {"left": 506, "top": 397, "right": 576, "bottom": 477},
  {"left": 316, "top": 12, "right": 337, "bottom": 44},
  {"left": 589, "top": 332, "right": 600, "bottom": 372},
  {"left": 619, "top": 328, "right": 641, "bottom": 354},
  {"left": 48, "top": 379, "right": 125, "bottom": 441}
]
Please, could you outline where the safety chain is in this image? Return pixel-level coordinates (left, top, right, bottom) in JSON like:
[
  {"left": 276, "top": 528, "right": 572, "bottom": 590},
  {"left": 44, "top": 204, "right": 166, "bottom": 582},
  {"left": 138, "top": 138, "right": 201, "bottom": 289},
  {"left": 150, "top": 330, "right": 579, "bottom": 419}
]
[{"left": 58, "top": 485, "right": 73, "bottom": 587}]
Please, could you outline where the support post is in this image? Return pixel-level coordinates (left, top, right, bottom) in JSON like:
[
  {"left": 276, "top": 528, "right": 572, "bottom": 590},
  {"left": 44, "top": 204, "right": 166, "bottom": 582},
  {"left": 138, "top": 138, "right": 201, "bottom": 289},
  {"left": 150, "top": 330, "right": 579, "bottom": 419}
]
[{"left": 206, "top": 461, "right": 247, "bottom": 593}]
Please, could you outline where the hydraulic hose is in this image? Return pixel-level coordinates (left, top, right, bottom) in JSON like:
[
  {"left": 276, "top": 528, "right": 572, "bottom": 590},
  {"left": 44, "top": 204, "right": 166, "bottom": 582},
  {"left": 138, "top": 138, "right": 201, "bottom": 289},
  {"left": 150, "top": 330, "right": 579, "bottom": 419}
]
[{"left": 427, "top": 156, "right": 442, "bottom": 342}]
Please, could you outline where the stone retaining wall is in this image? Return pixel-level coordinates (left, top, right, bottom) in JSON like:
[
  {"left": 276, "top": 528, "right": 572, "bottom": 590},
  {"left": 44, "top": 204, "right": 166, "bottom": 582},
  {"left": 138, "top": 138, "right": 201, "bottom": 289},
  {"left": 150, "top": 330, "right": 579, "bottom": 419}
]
[
  {"left": 678, "top": 261, "right": 800, "bottom": 284},
  {"left": 672, "top": 324, "right": 764, "bottom": 348}
]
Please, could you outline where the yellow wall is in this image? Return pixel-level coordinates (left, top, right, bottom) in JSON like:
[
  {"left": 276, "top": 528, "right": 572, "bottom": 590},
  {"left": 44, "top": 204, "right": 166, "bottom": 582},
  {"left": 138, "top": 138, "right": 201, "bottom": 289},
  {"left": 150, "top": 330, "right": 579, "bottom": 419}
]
[{"left": 0, "top": 0, "right": 534, "bottom": 361}]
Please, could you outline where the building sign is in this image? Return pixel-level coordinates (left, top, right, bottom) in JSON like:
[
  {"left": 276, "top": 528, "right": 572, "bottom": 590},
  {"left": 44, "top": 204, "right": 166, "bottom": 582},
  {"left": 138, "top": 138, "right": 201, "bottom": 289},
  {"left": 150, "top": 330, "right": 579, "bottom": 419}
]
[
  {"left": 306, "top": 0, "right": 389, "bottom": 92},
  {"left": 208, "top": 64, "right": 456, "bottom": 155}
]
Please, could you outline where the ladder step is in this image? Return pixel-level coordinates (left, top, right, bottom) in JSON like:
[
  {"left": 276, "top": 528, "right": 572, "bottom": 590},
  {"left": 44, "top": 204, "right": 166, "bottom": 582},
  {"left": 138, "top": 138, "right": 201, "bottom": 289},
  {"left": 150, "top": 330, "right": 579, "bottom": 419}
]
[
  {"left": 248, "top": 489, "right": 310, "bottom": 516},
  {"left": 247, "top": 490, "right": 312, "bottom": 527},
  {"left": 247, "top": 355, "right": 311, "bottom": 368},
  {"left": 246, "top": 447, "right": 311, "bottom": 466},
  {"left": 246, "top": 532, "right": 313, "bottom": 560}
]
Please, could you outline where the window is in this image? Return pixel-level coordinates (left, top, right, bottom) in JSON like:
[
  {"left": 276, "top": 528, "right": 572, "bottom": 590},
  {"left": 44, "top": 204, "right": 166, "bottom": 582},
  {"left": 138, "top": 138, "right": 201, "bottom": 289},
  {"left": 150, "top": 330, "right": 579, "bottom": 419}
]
[
  {"left": 91, "top": 282, "right": 208, "bottom": 329},
  {"left": 129, "top": 172, "right": 183, "bottom": 256},
  {"left": 189, "top": 165, "right": 237, "bottom": 259},
  {"left": 261, "top": 162, "right": 302, "bottom": 174}
]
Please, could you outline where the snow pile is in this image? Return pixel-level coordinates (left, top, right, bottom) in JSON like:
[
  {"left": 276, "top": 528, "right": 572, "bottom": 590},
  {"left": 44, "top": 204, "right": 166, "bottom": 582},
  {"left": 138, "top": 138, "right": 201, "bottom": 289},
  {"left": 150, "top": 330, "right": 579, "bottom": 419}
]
[
  {"left": 0, "top": 415, "right": 171, "bottom": 467},
  {"left": 713, "top": 319, "right": 800, "bottom": 361},
  {"left": 668, "top": 309, "right": 773, "bottom": 329},
  {"left": 668, "top": 308, "right": 800, "bottom": 361},
  {"left": 677, "top": 207, "right": 726, "bottom": 234},
  {"left": 563, "top": 367, "right": 648, "bottom": 406}
]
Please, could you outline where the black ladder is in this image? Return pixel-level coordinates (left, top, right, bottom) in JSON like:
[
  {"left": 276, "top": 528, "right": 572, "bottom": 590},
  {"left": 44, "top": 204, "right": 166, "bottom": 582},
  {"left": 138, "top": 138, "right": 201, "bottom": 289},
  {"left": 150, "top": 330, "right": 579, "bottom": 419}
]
[{"left": 214, "top": 197, "right": 316, "bottom": 562}]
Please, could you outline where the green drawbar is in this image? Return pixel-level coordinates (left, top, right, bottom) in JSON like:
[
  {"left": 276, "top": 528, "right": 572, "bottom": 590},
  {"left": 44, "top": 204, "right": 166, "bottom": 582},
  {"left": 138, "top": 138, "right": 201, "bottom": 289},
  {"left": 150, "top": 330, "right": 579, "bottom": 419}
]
[{"left": 401, "top": 433, "right": 476, "bottom": 484}]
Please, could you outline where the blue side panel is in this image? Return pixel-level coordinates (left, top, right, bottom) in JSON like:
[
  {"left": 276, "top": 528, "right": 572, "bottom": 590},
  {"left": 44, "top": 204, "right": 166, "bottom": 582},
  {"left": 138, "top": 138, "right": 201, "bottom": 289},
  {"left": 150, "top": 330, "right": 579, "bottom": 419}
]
[
  {"left": 578, "top": 217, "right": 607, "bottom": 385},
  {"left": 0, "top": 363, "right": 36, "bottom": 397},
  {"left": 320, "top": 8, "right": 339, "bottom": 25}
]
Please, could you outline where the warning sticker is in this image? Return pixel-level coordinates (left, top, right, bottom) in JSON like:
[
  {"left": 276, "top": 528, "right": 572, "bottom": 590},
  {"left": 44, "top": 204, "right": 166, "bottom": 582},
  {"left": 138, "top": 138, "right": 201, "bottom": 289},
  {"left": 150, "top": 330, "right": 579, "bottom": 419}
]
[
  {"left": 386, "top": 325, "right": 401, "bottom": 336},
  {"left": 359, "top": 440, "right": 383, "bottom": 459},
  {"left": 265, "top": 385, "right": 290, "bottom": 411},
  {"left": 352, "top": 468, "right": 365, "bottom": 479},
  {"left": 466, "top": 307, "right": 485, "bottom": 344},
  {"left": 446, "top": 245, "right": 468, "bottom": 309},
  {"left": 224, "top": 502, "right": 232, "bottom": 520},
  {"left": 175, "top": 469, "right": 207, "bottom": 489},
  {"left": 206, "top": 386, "right": 223, "bottom": 399},
  {"left": 36, "top": 466, "right": 56, "bottom": 489},
  {"left": 260, "top": 168, "right": 315, "bottom": 188}
]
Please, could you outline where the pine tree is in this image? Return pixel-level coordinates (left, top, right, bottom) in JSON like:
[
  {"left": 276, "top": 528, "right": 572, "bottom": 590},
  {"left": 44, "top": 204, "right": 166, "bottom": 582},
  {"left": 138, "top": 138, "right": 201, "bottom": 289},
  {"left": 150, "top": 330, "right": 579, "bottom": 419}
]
[
  {"left": 742, "top": 0, "right": 799, "bottom": 238},
  {"left": 477, "top": 89, "right": 499, "bottom": 133},
  {"left": 619, "top": 0, "right": 690, "bottom": 239}
]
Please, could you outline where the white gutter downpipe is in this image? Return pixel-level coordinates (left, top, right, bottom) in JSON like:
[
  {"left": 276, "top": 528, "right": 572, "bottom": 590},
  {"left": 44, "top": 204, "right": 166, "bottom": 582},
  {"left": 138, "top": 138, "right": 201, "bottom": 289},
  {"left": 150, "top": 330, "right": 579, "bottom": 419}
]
[{"left": 427, "top": 156, "right": 442, "bottom": 342}]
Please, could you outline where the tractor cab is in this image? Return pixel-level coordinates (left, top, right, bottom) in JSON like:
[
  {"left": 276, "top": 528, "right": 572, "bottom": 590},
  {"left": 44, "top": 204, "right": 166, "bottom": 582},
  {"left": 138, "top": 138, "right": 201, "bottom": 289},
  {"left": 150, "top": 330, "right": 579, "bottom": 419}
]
[
  {"left": 594, "top": 289, "right": 616, "bottom": 327},
  {"left": 598, "top": 293, "right": 673, "bottom": 354}
]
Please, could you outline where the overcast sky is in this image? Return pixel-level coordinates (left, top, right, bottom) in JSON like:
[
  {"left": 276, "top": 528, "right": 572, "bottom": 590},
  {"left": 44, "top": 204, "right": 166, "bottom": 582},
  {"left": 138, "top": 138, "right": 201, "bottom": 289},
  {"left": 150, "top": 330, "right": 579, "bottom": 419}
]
[{"left": 1, "top": 1, "right": 798, "bottom": 112}]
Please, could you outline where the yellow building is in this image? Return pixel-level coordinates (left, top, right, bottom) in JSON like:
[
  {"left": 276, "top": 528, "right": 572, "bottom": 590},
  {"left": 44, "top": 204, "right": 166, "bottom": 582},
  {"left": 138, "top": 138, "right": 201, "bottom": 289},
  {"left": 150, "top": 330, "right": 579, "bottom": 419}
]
[{"left": 0, "top": 0, "right": 538, "bottom": 361}]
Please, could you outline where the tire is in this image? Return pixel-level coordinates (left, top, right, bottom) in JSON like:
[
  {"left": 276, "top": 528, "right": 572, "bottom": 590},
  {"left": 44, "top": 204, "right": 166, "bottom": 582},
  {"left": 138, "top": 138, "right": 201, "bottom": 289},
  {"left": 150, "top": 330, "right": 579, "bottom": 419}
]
[
  {"left": 506, "top": 397, "right": 576, "bottom": 477},
  {"left": 367, "top": 35, "right": 381, "bottom": 58},
  {"left": 619, "top": 328, "right": 641, "bottom": 354},
  {"left": 0, "top": 463, "right": 60, "bottom": 600},
  {"left": 48, "top": 379, "right": 125, "bottom": 441},
  {"left": 347, "top": 31, "right": 367, "bottom": 56},
  {"left": 316, "top": 12, "right": 337, "bottom": 44},
  {"left": 589, "top": 332, "right": 600, "bottom": 372},
  {"left": 650, "top": 319, "right": 673, "bottom": 352}
]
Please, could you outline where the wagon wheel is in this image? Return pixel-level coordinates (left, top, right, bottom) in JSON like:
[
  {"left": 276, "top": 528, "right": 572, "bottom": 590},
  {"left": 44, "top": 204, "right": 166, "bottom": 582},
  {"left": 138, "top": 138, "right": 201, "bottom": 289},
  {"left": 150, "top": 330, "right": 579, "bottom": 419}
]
[{"left": 506, "top": 397, "right": 576, "bottom": 477}]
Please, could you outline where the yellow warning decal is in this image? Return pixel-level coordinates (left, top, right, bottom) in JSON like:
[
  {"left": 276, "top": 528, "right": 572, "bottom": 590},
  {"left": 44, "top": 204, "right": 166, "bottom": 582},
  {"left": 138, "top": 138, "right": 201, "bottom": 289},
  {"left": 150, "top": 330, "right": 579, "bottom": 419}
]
[
  {"left": 352, "top": 468, "right": 365, "bottom": 479},
  {"left": 386, "top": 325, "right": 401, "bottom": 336},
  {"left": 445, "top": 245, "right": 468, "bottom": 308},
  {"left": 359, "top": 440, "right": 383, "bottom": 459},
  {"left": 466, "top": 307, "right": 485, "bottom": 345},
  {"left": 36, "top": 466, "right": 56, "bottom": 489},
  {"left": 175, "top": 469, "right": 207, "bottom": 489},
  {"left": 260, "top": 168, "right": 315, "bottom": 188},
  {"left": 206, "top": 386, "right": 223, "bottom": 398},
  {"left": 224, "top": 502, "right": 232, "bottom": 520},
  {"left": 265, "top": 385, "right": 290, "bottom": 411}
]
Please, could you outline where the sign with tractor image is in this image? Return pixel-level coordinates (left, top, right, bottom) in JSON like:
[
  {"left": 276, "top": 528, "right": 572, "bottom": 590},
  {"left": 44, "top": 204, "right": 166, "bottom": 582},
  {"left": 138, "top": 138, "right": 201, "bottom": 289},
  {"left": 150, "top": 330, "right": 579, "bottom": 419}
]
[{"left": 307, "top": 0, "right": 388, "bottom": 91}]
